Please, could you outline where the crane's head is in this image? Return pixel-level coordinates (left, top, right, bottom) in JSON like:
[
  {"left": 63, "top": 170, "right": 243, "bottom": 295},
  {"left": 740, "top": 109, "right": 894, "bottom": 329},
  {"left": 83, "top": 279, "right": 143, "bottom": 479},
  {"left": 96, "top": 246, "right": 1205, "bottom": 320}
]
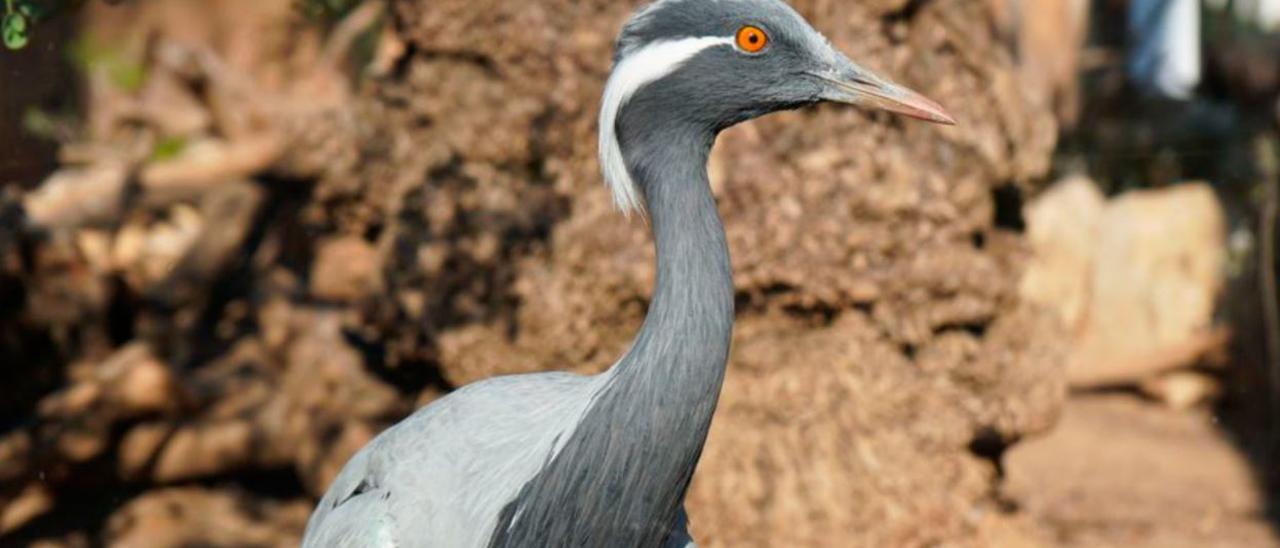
[{"left": 601, "top": 0, "right": 955, "bottom": 213}]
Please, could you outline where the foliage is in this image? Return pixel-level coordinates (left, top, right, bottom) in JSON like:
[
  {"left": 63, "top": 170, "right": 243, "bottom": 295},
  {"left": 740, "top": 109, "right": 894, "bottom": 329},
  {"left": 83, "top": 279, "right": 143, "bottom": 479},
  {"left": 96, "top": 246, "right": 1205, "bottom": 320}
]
[
  {"left": 296, "top": 0, "right": 364, "bottom": 22},
  {"left": 3, "top": 0, "right": 88, "bottom": 51},
  {"left": 3, "top": 0, "right": 31, "bottom": 50},
  {"left": 3, "top": 0, "right": 69, "bottom": 50},
  {"left": 150, "top": 136, "right": 188, "bottom": 162},
  {"left": 68, "top": 33, "right": 147, "bottom": 90}
]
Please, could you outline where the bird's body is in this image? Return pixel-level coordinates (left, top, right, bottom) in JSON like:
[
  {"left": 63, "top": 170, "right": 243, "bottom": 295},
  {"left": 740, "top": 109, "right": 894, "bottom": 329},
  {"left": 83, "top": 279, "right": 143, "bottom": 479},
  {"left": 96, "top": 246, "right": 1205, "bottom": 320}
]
[
  {"left": 304, "top": 1, "right": 953, "bottom": 546},
  {"left": 303, "top": 373, "right": 616, "bottom": 547}
]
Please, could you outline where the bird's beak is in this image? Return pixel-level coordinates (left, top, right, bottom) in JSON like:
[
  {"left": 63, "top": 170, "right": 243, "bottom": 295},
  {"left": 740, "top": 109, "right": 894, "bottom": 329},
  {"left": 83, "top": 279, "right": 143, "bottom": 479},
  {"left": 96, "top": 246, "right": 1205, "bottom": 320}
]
[{"left": 808, "top": 61, "right": 956, "bottom": 125}]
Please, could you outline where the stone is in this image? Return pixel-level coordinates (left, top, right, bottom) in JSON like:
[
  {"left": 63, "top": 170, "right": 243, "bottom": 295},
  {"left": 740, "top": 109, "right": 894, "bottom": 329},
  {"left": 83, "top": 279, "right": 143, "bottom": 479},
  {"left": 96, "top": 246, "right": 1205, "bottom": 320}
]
[
  {"left": 1073, "top": 183, "right": 1225, "bottom": 385},
  {"left": 310, "top": 236, "right": 383, "bottom": 303},
  {"left": 1020, "top": 176, "right": 1106, "bottom": 331}
]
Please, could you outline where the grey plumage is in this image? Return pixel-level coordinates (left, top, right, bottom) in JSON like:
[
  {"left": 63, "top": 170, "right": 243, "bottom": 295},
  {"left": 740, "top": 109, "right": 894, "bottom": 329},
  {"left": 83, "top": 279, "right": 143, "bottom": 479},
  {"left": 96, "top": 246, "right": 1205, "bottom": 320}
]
[
  {"left": 303, "top": 1, "right": 953, "bottom": 547},
  {"left": 488, "top": 119, "right": 733, "bottom": 548}
]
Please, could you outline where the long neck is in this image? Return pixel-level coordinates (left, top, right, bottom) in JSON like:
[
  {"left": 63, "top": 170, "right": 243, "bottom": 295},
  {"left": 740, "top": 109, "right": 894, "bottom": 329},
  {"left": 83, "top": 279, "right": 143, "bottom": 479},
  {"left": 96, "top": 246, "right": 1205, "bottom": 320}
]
[
  {"left": 489, "top": 120, "right": 734, "bottom": 548},
  {"left": 612, "top": 124, "right": 735, "bottom": 400}
]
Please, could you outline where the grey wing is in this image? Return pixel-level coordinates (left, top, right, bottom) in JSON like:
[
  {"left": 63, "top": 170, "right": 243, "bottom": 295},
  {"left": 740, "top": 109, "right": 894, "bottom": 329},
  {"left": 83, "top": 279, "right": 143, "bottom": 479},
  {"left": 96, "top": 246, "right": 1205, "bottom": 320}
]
[
  {"left": 302, "top": 371, "right": 606, "bottom": 548},
  {"left": 303, "top": 450, "right": 399, "bottom": 547}
]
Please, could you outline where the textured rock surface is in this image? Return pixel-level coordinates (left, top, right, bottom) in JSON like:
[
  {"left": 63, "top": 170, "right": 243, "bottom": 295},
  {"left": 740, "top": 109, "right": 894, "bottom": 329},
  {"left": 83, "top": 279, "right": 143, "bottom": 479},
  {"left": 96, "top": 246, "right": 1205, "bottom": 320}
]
[
  {"left": 1020, "top": 176, "right": 1107, "bottom": 331},
  {"left": 988, "top": 0, "right": 1091, "bottom": 126},
  {"left": 0, "top": 0, "right": 1065, "bottom": 546}
]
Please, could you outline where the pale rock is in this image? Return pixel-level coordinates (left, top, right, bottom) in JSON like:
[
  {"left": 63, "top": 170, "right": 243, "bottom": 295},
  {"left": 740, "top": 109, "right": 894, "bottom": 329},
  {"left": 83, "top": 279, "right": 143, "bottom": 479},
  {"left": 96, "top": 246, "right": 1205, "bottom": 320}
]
[
  {"left": 1073, "top": 183, "right": 1225, "bottom": 384},
  {"left": 1022, "top": 180, "right": 1227, "bottom": 387},
  {"left": 119, "top": 422, "right": 176, "bottom": 479},
  {"left": 23, "top": 163, "right": 129, "bottom": 230},
  {"left": 74, "top": 229, "right": 115, "bottom": 275},
  {"left": 96, "top": 343, "right": 179, "bottom": 417},
  {"left": 57, "top": 427, "right": 108, "bottom": 463},
  {"left": 152, "top": 421, "right": 254, "bottom": 482},
  {"left": 1020, "top": 176, "right": 1106, "bottom": 330},
  {"left": 1141, "top": 371, "right": 1222, "bottom": 411},
  {"left": 38, "top": 382, "right": 101, "bottom": 418},
  {"left": 311, "top": 236, "right": 383, "bottom": 302},
  {"left": 0, "top": 483, "right": 54, "bottom": 535}
]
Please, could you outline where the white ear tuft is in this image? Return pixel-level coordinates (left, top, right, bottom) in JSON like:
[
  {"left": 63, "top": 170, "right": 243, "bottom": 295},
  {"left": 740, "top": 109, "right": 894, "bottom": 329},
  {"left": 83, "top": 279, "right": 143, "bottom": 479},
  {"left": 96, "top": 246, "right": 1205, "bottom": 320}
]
[{"left": 598, "top": 36, "right": 733, "bottom": 216}]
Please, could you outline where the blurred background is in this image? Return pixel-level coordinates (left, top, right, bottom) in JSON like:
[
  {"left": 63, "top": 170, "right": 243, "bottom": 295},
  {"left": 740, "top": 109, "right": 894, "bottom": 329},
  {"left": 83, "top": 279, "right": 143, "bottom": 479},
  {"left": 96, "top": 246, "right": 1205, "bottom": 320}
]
[{"left": 0, "top": 0, "right": 1277, "bottom": 546}]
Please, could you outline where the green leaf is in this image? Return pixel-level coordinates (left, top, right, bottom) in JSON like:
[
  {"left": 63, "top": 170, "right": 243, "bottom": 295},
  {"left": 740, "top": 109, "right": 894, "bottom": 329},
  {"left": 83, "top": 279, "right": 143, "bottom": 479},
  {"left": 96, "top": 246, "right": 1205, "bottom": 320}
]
[
  {"left": 109, "top": 60, "right": 146, "bottom": 91},
  {"left": 3, "top": 12, "right": 29, "bottom": 50},
  {"left": 69, "top": 35, "right": 149, "bottom": 91},
  {"left": 21, "top": 108, "right": 56, "bottom": 139},
  {"left": 151, "top": 136, "right": 188, "bottom": 163}
]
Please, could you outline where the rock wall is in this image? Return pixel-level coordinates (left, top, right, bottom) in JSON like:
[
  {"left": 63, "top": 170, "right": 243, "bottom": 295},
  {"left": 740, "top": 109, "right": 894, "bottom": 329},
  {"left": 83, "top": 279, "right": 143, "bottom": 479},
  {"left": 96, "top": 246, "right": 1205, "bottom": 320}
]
[{"left": 0, "top": 0, "right": 1064, "bottom": 546}]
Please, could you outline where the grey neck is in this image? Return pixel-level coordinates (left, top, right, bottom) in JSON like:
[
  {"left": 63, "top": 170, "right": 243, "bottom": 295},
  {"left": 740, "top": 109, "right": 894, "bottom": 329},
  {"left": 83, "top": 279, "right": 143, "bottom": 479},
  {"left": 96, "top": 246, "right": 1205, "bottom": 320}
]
[
  {"left": 488, "top": 115, "right": 734, "bottom": 548},
  {"left": 613, "top": 120, "right": 735, "bottom": 385}
]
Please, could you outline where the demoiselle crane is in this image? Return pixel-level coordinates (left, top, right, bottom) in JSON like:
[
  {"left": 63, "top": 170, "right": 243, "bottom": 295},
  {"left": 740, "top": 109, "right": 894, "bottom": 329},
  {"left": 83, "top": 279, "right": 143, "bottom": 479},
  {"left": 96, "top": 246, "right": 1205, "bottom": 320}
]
[{"left": 303, "top": 1, "right": 954, "bottom": 546}]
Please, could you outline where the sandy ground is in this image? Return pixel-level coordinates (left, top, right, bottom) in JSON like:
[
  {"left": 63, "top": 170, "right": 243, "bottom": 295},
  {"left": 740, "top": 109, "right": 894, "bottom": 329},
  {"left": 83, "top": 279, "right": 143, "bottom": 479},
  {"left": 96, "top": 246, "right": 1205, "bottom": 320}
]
[{"left": 1006, "top": 393, "right": 1278, "bottom": 548}]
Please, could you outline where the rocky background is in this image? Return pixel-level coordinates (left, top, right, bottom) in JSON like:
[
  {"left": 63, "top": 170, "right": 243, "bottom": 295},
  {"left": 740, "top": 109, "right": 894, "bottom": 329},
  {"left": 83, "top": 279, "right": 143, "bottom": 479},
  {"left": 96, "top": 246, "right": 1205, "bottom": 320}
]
[{"left": 0, "top": 0, "right": 1274, "bottom": 547}]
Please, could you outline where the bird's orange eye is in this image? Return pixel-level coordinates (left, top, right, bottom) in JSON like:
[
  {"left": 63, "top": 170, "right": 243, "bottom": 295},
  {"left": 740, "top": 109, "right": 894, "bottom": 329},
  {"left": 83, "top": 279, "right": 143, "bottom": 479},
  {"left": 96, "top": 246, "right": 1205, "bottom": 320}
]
[{"left": 735, "top": 25, "right": 768, "bottom": 53}]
